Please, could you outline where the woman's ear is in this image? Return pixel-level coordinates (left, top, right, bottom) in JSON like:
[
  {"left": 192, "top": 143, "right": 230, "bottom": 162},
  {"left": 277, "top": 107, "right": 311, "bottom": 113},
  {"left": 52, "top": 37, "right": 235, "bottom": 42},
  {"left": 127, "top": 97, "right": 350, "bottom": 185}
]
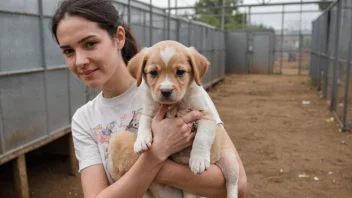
[
  {"left": 127, "top": 48, "right": 149, "bottom": 86},
  {"left": 115, "top": 26, "right": 126, "bottom": 49}
]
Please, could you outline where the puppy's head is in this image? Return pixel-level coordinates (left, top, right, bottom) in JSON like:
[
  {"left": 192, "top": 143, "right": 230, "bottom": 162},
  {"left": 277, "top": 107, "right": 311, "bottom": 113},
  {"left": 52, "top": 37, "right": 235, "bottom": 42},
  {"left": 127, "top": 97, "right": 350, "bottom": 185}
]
[{"left": 127, "top": 40, "right": 209, "bottom": 104}]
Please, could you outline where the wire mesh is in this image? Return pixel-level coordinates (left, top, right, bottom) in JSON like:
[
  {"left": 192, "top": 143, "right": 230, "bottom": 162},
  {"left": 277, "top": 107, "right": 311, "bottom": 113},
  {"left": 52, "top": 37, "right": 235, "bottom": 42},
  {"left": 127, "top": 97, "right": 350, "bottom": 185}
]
[{"left": 310, "top": 0, "right": 352, "bottom": 131}]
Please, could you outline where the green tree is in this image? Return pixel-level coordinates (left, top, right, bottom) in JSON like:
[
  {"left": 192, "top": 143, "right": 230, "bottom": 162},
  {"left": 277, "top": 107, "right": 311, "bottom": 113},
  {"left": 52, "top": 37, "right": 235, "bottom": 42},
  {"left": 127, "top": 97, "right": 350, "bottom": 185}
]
[
  {"left": 304, "top": 36, "right": 312, "bottom": 48},
  {"left": 192, "top": 0, "right": 272, "bottom": 31},
  {"left": 318, "top": 0, "right": 331, "bottom": 11}
]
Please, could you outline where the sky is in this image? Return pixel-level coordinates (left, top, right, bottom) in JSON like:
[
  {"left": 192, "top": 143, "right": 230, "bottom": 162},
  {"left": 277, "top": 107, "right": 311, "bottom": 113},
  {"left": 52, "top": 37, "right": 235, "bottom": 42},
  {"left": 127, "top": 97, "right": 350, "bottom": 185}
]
[{"left": 137, "top": 0, "right": 324, "bottom": 33}]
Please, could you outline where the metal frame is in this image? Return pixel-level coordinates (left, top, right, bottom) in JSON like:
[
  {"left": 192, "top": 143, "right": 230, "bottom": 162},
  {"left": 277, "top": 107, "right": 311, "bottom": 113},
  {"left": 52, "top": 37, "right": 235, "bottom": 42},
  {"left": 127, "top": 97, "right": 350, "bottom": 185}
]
[
  {"left": 164, "top": 1, "right": 334, "bottom": 10},
  {"left": 310, "top": 0, "right": 352, "bottom": 132},
  {"left": 180, "top": 10, "right": 322, "bottom": 17},
  {"left": 165, "top": 0, "right": 332, "bottom": 75},
  {"left": 331, "top": 0, "right": 342, "bottom": 112}
]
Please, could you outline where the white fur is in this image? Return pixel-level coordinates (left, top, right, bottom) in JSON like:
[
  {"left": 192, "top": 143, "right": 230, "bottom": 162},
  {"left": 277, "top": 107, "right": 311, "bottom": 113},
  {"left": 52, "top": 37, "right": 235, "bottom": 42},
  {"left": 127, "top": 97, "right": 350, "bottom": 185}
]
[
  {"left": 160, "top": 47, "right": 175, "bottom": 65},
  {"left": 172, "top": 83, "right": 217, "bottom": 174},
  {"left": 189, "top": 119, "right": 216, "bottom": 174},
  {"left": 160, "top": 76, "right": 174, "bottom": 90},
  {"left": 134, "top": 82, "right": 160, "bottom": 153}
]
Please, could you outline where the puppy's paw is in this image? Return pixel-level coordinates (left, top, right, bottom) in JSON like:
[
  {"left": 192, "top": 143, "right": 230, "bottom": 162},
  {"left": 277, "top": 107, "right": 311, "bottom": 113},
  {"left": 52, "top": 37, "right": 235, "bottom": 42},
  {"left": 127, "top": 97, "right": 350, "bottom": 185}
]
[
  {"left": 134, "top": 135, "right": 152, "bottom": 153},
  {"left": 189, "top": 155, "right": 210, "bottom": 174}
]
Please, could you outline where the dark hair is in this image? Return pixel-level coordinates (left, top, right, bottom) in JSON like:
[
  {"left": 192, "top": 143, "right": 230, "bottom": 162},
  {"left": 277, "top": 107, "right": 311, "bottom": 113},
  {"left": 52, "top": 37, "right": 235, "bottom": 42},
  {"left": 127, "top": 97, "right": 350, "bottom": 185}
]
[{"left": 51, "top": 0, "right": 140, "bottom": 64}]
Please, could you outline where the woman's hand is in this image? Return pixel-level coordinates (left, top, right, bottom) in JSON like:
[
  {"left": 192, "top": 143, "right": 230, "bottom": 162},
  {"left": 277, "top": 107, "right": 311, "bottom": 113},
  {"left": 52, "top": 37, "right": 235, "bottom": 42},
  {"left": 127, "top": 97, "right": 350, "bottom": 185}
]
[{"left": 150, "top": 105, "right": 203, "bottom": 161}]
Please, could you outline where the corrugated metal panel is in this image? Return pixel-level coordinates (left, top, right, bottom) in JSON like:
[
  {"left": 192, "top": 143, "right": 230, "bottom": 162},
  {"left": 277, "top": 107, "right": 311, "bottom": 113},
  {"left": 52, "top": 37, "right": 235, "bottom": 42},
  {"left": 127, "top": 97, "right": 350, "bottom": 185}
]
[
  {"left": 42, "top": 0, "right": 60, "bottom": 17},
  {"left": 0, "top": 13, "right": 41, "bottom": 72},
  {"left": 226, "top": 32, "right": 248, "bottom": 73},
  {"left": 46, "top": 70, "right": 70, "bottom": 133},
  {"left": 0, "top": 72, "right": 47, "bottom": 152},
  {"left": 252, "top": 32, "right": 273, "bottom": 73},
  {"left": 69, "top": 73, "right": 87, "bottom": 119},
  {"left": 179, "top": 21, "right": 189, "bottom": 46},
  {"left": 0, "top": 0, "right": 39, "bottom": 15},
  {"left": 43, "top": 18, "right": 66, "bottom": 67}
]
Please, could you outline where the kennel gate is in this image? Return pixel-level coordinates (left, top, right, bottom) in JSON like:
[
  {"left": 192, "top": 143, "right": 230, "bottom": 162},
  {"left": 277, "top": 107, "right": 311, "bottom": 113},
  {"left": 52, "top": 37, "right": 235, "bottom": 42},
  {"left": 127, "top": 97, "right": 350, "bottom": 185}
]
[{"left": 226, "top": 31, "right": 275, "bottom": 74}]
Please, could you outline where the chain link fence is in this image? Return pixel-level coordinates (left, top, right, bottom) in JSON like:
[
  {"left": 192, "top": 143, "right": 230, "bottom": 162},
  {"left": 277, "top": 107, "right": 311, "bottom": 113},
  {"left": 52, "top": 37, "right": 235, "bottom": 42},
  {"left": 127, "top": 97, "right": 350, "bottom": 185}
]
[
  {"left": 310, "top": 0, "right": 352, "bottom": 131},
  {"left": 169, "top": 1, "right": 328, "bottom": 75}
]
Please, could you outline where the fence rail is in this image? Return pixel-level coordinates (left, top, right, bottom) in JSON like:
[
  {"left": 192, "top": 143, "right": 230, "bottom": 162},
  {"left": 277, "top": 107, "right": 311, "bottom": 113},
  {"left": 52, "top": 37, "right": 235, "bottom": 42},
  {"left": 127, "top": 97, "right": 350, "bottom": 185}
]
[{"left": 310, "top": 0, "right": 352, "bottom": 131}]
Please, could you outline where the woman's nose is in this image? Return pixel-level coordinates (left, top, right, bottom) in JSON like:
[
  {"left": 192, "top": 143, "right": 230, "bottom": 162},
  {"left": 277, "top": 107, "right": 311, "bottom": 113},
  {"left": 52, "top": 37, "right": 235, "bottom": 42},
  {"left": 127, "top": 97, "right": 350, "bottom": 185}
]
[{"left": 75, "top": 50, "right": 89, "bottom": 67}]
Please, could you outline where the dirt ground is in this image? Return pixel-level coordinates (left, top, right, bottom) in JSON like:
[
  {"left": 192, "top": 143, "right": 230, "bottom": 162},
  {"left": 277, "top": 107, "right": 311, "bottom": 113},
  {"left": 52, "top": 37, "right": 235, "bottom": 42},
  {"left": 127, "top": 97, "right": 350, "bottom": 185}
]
[{"left": 1, "top": 74, "right": 352, "bottom": 198}]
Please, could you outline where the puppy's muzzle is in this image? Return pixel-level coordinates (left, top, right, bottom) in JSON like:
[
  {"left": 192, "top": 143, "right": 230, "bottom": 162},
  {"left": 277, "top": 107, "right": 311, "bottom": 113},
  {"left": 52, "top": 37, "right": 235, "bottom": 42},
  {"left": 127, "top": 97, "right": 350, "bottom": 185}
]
[{"left": 161, "top": 89, "right": 173, "bottom": 98}]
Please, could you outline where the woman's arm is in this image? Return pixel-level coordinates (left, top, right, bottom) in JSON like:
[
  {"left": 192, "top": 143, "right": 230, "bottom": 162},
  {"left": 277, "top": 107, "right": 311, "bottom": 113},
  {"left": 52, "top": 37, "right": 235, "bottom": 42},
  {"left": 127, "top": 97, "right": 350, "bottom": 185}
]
[
  {"left": 73, "top": 107, "right": 165, "bottom": 198},
  {"left": 80, "top": 105, "right": 203, "bottom": 198},
  {"left": 155, "top": 161, "right": 227, "bottom": 197},
  {"left": 81, "top": 147, "right": 165, "bottom": 198},
  {"left": 155, "top": 128, "right": 247, "bottom": 198}
]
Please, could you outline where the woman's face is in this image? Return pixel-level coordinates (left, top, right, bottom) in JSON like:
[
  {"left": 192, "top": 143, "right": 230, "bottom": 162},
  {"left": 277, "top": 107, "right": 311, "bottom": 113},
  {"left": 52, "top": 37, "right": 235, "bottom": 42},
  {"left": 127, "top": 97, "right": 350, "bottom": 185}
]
[{"left": 56, "top": 15, "right": 125, "bottom": 88}]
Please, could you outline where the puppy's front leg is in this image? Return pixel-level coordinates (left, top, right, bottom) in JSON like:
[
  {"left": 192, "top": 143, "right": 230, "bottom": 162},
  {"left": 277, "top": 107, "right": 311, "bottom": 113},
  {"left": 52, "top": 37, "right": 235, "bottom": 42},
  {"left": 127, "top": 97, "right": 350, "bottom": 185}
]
[
  {"left": 134, "top": 93, "right": 159, "bottom": 153},
  {"left": 189, "top": 118, "right": 217, "bottom": 174}
]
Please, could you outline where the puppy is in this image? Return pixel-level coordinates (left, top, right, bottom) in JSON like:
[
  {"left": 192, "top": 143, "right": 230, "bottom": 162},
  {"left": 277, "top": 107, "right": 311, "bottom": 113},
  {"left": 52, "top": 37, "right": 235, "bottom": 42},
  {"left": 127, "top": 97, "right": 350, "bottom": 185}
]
[{"left": 109, "top": 40, "right": 239, "bottom": 198}]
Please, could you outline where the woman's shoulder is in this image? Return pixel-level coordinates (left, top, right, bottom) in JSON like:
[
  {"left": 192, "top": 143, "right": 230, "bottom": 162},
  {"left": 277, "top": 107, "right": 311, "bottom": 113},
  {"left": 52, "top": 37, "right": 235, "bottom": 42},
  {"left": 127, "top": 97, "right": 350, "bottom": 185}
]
[
  {"left": 72, "top": 92, "right": 102, "bottom": 122},
  {"left": 72, "top": 84, "right": 144, "bottom": 124}
]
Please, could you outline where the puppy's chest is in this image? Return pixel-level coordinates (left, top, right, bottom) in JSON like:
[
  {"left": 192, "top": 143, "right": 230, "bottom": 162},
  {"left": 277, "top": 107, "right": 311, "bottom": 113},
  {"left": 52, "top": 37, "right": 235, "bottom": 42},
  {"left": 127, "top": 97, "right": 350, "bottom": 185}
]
[{"left": 165, "top": 102, "right": 191, "bottom": 119}]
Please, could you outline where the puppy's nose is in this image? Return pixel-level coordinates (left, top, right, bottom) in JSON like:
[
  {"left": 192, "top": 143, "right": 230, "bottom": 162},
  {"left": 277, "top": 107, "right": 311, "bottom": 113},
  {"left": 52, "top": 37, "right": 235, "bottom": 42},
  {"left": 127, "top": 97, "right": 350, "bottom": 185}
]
[{"left": 161, "top": 89, "right": 173, "bottom": 97}]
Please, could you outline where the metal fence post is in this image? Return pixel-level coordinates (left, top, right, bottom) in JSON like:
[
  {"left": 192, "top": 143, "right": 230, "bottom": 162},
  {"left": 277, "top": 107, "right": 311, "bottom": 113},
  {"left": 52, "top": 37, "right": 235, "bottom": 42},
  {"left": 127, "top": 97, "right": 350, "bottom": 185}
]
[
  {"left": 298, "top": 0, "right": 303, "bottom": 75},
  {"left": 242, "top": 8, "right": 246, "bottom": 29},
  {"left": 221, "top": 0, "right": 225, "bottom": 30},
  {"left": 280, "top": 5, "right": 285, "bottom": 74},
  {"left": 143, "top": 11, "right": 147, "bottom": 47},
  {"left": 176, "top": 19, "right": 180, "bottom": 42},
  {"left": 210, "top": 30, "right": 213, "bottom": 85},
  {"left": 248, "top": 6, "right": 251, "bottom": 25},
  {"left": 128, "top": 0, "right": 131, "bottom": 25},
  {"left": 0, "top": 98, "right": 4, "bottom": 154},
  {"left": 188, "top": 20, "right": 191, "bottom": 46},
  {"left": 323, "top": 13, "right": 329, "bottom": 99},
  {"left": 149, "top": 0, "right": 153, "bottom": 46},
  {"left": 168, "top": 0, "right": 171, "bottom": 39},
  {"left": 342, "top": 6, "right": 352, "bottom": 130},
  {"left": 38, "top": 0, "right": 50, "bottom": 134},
  {"left": 331, "top": 0, "right": 342, "bottom": 112},
  {"left": 316, "top": 20, "right": 321, "bottom": 87}
]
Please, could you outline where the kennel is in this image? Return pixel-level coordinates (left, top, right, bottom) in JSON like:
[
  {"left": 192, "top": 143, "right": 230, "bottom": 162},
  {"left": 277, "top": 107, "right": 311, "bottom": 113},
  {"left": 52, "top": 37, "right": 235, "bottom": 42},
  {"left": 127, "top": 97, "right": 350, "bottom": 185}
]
[{"left": 226, "top": 30, "right": 275, "bottom": 74}]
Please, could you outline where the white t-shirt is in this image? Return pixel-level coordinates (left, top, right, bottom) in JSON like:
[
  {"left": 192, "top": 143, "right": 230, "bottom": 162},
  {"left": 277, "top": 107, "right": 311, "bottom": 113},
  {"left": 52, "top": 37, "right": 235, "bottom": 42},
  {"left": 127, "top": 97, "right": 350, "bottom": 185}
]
[{"left": 71, "top": 82, "right": 223, "bottom": 184}]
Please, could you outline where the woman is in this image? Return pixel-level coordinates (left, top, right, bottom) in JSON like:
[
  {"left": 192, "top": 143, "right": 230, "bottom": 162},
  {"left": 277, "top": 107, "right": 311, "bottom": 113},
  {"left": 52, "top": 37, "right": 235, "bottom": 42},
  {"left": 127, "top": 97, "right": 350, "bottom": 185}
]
[{"left": 51, "top": 0, "right": 247, "bottom": 197}]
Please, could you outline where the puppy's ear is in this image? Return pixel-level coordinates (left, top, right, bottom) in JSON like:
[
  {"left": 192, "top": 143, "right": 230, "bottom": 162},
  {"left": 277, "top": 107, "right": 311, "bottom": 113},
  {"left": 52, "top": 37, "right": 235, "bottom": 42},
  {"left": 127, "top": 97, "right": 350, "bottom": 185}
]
[
  {"left": 127, "top": 48, "right": 149, "bottom": 87},
  {"left": 187, "top": 47, "right": 209, "bottom": 86}
]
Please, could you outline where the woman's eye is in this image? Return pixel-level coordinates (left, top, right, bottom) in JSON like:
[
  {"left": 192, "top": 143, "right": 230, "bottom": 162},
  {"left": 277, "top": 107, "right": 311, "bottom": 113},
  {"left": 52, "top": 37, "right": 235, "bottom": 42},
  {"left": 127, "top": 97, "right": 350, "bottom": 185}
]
[
  {"left": 86, "top": 42, "right": 96, "bottom": 48},
  {"left": 63, "top": 49, "right": 74, "bottom": 55},
  {"left": 150, "top": 70, "right": 158, "bottom": 78},
  {"left": 176, "top": 70, "right": 185, "bottom": 77}
]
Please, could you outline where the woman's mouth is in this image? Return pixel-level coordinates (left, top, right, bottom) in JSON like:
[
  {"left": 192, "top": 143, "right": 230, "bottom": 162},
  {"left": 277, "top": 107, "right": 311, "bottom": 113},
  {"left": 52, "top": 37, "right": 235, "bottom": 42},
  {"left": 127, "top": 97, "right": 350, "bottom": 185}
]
[{"left": 80, "top": 69, "right": 98, "bottom": 78}]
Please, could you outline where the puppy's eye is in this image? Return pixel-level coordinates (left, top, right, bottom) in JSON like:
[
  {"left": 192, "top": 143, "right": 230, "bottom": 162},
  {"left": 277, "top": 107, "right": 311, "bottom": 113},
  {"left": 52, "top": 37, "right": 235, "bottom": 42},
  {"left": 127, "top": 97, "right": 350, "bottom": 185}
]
[
  {"left": 176, "top": 70, "right": 185, "bottom": 77},
  {"left": 150, "top": 70, "right": 158, "bottom": 78}
]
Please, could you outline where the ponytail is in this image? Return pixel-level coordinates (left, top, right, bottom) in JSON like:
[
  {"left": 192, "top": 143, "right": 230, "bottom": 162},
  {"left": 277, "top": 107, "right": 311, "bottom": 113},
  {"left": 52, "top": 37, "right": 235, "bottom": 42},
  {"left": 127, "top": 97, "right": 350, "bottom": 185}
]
[{"left": 122, "top": 24, "right": 140, "bottom": 65}]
